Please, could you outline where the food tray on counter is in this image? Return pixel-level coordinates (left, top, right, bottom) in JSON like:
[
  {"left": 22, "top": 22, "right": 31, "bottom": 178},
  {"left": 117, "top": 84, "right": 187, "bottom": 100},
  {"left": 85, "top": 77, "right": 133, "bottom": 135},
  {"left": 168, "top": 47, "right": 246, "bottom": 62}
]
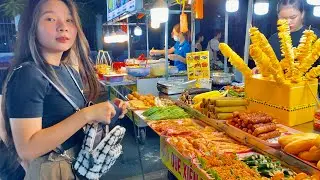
[
  {"left": 226, "top": 121, "right": 301, "bottom": 148},
  {"left": 103, "top": 73, "right": 127, "bottom": 82},
  {"left": 283, "top": 151, "right": 320, "bottom": 171}
]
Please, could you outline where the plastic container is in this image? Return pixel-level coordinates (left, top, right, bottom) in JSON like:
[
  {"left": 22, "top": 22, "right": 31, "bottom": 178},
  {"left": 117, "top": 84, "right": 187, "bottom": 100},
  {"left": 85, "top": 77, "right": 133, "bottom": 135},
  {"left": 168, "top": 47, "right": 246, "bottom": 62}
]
[
  {"left": 168, "top": 66, "right": 179, "bottom": 75},
  {"left": 112, "top": 62, "right": 125, "bottom": 71},
  {"left": 150, "top": 61, "right": 166, "bottom": 77},
  {"left": 126, "top": 66, "right": 150, "bottom": 77},
  {"left": 103, "top": 74, "right": 126, "bottom": 83},
  {"left": 198, "top": 78, "right": 212, "bottom": 89}
]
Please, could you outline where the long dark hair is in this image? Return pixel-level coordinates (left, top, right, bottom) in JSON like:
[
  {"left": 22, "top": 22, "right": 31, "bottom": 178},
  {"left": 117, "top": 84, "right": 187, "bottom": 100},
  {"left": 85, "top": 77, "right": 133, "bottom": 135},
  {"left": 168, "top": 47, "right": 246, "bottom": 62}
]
[
  {"left": 1, "top": 0, "right": 100, "bottom": 156},
  {"left": 277, "top": 0, "right": 305, "bottom": 13}
]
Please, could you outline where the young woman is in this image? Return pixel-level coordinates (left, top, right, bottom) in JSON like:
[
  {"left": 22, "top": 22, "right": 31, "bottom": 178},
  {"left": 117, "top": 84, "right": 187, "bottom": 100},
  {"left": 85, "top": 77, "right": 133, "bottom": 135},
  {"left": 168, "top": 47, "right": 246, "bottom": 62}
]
[
  {"left": 150, "top": 24, "right": 191, "bottom": 71},
  {"left": 269, "top": 0, "right": 320, "bottom": 60},
  {"left": 195, "top": 33, "right": 204, "bottom": 52},
  {"left": 1, "top": 0, "right": 127, "bottom": 179},
  {"left": 252, "top": 0, "right": 320, "bottom": 74}
]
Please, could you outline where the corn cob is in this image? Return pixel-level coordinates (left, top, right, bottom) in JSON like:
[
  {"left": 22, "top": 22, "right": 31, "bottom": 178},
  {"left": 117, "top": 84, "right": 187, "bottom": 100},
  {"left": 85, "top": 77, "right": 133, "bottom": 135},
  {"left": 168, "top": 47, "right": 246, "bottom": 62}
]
[
  {"left": 295, "top": 29, "right": 318, "bottom": 63},
  {"left": 305, "top": 65, "right": 320, "bottom": 80},
  {"left": 192, "top": 91, "right": 223, "bottom": 104},
  {"left": 219, "top": 43, "right": 252, "bottom": 78},
  {"left": 249, "top": 27, "right": 284, "bottom": 80},
  {"left": 277, "top": 19, "right": 295, "bottom": 78}
]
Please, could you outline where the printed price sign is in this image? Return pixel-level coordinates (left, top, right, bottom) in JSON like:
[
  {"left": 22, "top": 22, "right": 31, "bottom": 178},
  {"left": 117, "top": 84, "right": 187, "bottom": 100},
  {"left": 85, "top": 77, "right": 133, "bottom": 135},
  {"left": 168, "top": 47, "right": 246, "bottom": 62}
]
[
  {"left": 186, "top": 51, "right": 210, "bottom": 80},
  {"left": 186, "top": 51, "right": 210, "bottom": 88}
]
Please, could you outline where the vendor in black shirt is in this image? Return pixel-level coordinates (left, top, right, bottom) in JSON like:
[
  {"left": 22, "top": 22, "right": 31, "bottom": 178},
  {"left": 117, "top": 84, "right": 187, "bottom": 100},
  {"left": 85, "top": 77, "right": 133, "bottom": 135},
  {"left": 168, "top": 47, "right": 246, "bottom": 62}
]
[
  {"left": 253, "top": 0, "right": 320, "bottom": 74},
  {"left": 269, "top": 0, "right": 320, "bottom": 61}
]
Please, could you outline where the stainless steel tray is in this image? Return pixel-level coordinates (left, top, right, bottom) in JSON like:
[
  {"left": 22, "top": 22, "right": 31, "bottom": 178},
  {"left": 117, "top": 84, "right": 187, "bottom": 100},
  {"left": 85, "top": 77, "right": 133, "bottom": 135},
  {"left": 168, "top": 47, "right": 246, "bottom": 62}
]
[{"left": 157, "top": 79, "right": 196, "bottom": 95}]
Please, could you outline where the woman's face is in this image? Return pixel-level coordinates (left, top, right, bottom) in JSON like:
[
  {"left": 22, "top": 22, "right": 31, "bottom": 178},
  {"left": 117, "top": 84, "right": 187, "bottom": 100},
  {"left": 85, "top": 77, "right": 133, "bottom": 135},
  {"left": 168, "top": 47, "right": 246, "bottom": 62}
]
[
  {"left": 278, "top": 6, "right": 304, "bottom": 32},
  {"left": 171, "top": 28, "right": 180, "bottom": 40},
  {"left": 37, "top": 0, "right": 78, "bottom": 54}
]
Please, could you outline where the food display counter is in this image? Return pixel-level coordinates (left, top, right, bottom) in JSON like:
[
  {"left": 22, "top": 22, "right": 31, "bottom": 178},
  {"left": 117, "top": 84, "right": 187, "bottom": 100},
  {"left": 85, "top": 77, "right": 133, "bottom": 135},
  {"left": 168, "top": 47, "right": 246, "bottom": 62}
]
[{"left": 97, "top": 17, "right": 320, "bottom": 179}]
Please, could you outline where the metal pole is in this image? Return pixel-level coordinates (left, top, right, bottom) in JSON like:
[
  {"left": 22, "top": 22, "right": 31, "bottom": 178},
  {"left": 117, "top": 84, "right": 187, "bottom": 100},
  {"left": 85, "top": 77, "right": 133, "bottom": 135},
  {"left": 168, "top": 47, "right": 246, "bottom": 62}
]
[
  {"left": 127, "top": 18, "right": 131, "bottom": 59},
  {"left": 243, "top": 0, "right": 254, "bottom": 81},
  {"left": 146, "top": 16, "right": 150, "bottom": 57},
  {"left": 224, "top": 11, "right": 229, "bottom": 73},
  {"left": 165, "top": 21, "right": 169, "bottom": 80},
  {"left": 191, "top": 0, "right": 196, "bottom": 52}
]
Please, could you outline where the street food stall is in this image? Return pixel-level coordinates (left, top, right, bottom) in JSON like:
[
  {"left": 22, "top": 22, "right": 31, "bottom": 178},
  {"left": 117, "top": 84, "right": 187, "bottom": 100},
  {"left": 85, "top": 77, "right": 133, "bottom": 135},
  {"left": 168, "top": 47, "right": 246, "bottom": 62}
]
[{"left": 101, "top": 0, "right": 320, "bottom": 179}]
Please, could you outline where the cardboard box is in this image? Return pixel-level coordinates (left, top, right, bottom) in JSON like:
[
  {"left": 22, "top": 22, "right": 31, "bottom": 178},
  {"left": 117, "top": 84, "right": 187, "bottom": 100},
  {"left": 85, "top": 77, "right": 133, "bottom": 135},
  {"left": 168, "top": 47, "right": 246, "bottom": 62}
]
[{"left": 245, "top": 74, "right": 318, "bottom": 126}]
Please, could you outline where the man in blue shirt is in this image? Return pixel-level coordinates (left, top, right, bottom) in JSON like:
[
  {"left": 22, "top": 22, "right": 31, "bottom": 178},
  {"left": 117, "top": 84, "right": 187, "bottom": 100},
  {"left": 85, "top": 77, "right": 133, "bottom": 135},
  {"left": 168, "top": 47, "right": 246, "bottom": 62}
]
[{"left": 150, "top": 24, "right": 191, "bottom": 71}]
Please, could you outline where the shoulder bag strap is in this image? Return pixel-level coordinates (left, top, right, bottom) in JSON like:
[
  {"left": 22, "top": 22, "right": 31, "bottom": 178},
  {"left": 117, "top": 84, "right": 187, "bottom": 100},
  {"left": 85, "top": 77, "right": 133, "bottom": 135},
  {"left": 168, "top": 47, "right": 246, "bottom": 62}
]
[
  {"left": 63, "top": 65, "right": 88, "bottom": 105},
  {"left": 33, "top": 66, "right": 81, "bottom": 112}
]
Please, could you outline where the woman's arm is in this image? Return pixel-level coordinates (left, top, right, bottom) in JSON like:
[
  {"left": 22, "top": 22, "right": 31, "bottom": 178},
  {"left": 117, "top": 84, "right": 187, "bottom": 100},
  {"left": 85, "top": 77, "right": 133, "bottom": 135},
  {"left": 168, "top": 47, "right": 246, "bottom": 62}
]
[
  {"left": 168, "top": 54, "right": 186, "bottom": 63},
  {"left": 10, "top": 102, "right": 115, "bottom": 161},
  {"left": 150, "top": 47, "right": 175, "bottom": 55}
]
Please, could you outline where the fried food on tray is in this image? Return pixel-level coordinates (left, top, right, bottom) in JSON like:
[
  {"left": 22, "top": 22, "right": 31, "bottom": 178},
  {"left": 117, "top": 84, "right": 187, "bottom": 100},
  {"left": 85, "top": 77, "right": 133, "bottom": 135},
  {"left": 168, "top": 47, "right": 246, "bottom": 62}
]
[
  {"left": 128, "top": 100, "right": 150, "bottom": 109},
  {"left": 228, "top": 111, "right": 281, "bottom": 140},
  {"left": 128, "top": 91, "right": 155, "bottom": 109},
  {"left": 197, "top": 153, "right": 262, "bottom": 180}
]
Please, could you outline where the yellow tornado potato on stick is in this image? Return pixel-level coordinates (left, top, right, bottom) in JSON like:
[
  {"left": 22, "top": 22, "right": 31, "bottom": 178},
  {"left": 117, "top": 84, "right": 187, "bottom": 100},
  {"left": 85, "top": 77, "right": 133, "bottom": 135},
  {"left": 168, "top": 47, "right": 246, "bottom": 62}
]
[
  {"left": 249, "top": 27, "right": 261, "bottom": 45},
  {"left": 249, "top": 27, "right": 285, "bottom": 80},
  {"left": 295, "top": 29, "right": 318, "bottom": 63},
  {"left": 298, "top": 39, "right": 320, "bottom": 75},
  {"left": 219, "top": 43, "right": 252, "bottom": 78},
  {"left": 249, "top": 44, "right": 271, "bottom": 77},
  {"left": 249, "top": 45, "right": 286, "bottom": 84},
  {"left": 277, "top": 19, "right": 295, "bottom": 78},
  {"left": 305, "top": 65, "right": 320, "bottom": 80}
]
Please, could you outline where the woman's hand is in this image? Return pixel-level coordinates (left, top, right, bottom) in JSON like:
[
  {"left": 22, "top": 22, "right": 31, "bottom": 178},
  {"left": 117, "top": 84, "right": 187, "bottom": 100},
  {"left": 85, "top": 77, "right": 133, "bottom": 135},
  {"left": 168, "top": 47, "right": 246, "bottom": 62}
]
[
  {"left": 149, "top": 49, "right": 157, "bottom": 56},
  {"left": 82, "top": 102, "right": 116, "bottom": 124},
  {"left": 168, "top": 54, "right": 179, "bottom": 61},
  {"left": 113, "top": 98, "right": 128, "bottom": 119},
  {"left": 252, "top": 67, "right": 260, "bottom": 75}
]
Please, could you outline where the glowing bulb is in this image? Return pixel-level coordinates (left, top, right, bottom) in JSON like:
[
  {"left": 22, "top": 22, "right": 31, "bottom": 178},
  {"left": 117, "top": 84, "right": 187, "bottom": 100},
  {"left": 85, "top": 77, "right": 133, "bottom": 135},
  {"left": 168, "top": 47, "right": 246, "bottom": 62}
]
[
  {"left": 226, "top": 0, "right": 239, "bottom": 13},
  {"left": 254, "top": 2, "right": 269, "bottom": 15},
  {"left": 307, "top": 0, "right": 320, "bottom": 5},
  {"left": 150, "top": 8, "right": 169, "bottom": 23},
  {"left": 314, "top": 6, "right": 320, "bottom": 17},
  {"left": 151, "top": 21, "right": 160, "bottom": 29},
  {"left": 150, "top": 0, "right": 169, "bottom": 23},
  {"left": 134, "top": 26, "right": 142, "bottom": 36}
]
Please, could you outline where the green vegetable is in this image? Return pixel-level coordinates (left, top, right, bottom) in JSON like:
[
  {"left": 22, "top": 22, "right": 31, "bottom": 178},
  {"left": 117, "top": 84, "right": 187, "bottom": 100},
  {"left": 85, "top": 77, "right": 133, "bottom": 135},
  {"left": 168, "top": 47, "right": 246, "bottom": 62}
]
[
  {"left": 260, "top": 169, "right": 274, "bottom": 177},
  {"left": 142, "top": 106, "right": 190, "bottom": 120},
  {"left": 245, "top": 160, "right": 258, "bottom": 166},
  {"left": 258, "top": 163, "right": 274, "bottom": 170},
  {"left": 198, "top": 157, "right": 207, "bottom": 169},
  {"left": 242, "top": 154, "right": 295, "bottom": 178},
  {"left": 228, "top": 89, "right": 245, "bottom": 97},
  {"left": 207, "top": 169, "right": 221, "bottom": 180}
]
